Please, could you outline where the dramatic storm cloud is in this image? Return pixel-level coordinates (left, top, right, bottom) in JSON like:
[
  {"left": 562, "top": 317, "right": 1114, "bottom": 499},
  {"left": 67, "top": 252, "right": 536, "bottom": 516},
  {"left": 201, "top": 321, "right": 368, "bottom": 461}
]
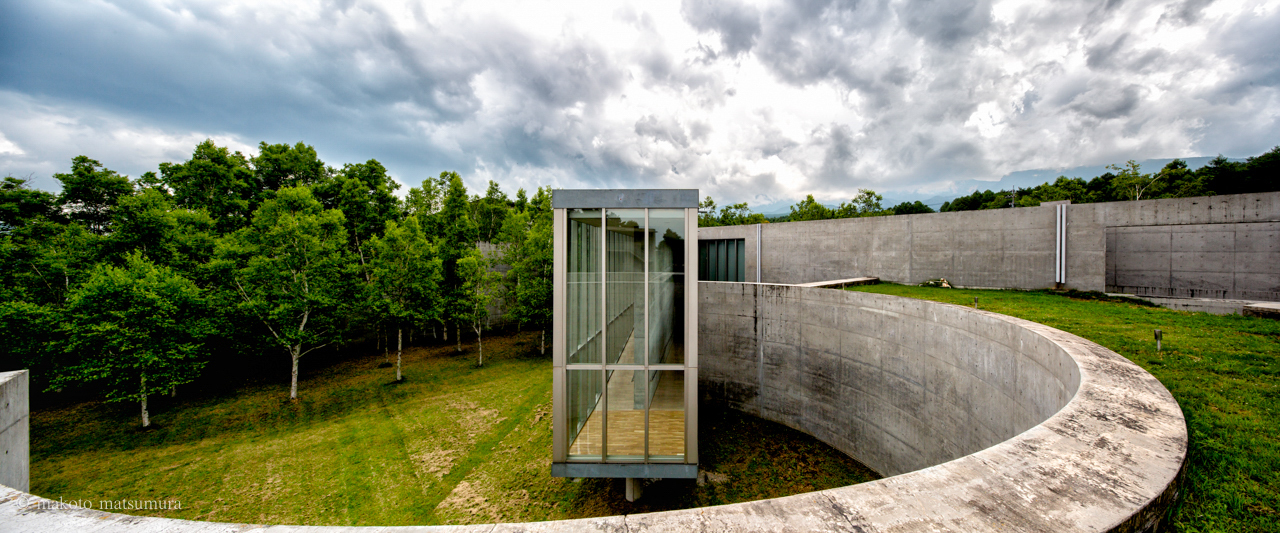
[{"left": 1, "top": 0, "right": 1278, "bottom": 207}]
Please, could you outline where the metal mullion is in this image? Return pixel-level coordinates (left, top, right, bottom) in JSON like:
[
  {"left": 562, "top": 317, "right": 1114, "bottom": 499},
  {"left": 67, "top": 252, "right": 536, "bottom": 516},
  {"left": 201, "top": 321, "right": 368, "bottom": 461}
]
[
  {"left": 552, "top": 208, "right": 566, "bottom": 462},
  {"left": 643, "top": 208, "right": 650, "bottom": 463},
  {"left": 646, "top": 364, "right": 684, "bottom": 370},
  {"left": 599, "top": 209, "right": 608, "bottom": 462},
  {"left": 685, "top": 207, "right": 699, "bottom": 464}
]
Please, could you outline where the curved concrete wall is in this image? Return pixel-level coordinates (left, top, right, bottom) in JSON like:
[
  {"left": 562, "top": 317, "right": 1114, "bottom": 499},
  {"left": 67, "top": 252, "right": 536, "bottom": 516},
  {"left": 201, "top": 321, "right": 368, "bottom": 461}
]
[
  {"left": 699, "top": 282, "right": 1080, "bottom": 476},
  {"left": 1, "top": 284, "right": 1188, "bottom": 532}
]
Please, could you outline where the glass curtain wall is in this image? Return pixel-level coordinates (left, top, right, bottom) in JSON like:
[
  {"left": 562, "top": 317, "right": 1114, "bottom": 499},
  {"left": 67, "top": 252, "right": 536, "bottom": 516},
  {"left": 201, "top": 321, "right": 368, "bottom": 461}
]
[{"left": 565, "top": 208, "right": 686, "bottom": 462}]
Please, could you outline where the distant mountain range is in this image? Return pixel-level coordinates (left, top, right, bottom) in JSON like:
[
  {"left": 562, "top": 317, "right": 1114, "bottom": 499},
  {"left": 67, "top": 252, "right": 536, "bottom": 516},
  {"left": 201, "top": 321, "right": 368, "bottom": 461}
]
[{"left": 751, "top": 156, "right": 1239, "bottom": 216}]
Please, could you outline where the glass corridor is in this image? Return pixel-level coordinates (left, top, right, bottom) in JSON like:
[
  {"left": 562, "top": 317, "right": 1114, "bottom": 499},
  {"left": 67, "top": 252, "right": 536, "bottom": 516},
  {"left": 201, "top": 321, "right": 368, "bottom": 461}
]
[{"left": 564, "top": 208, "right": 687, "bottom": 462}]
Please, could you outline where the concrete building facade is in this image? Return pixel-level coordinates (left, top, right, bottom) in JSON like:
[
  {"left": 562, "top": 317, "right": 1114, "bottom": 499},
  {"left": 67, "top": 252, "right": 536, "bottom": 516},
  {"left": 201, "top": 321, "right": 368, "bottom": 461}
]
[{"left": 698, "top": 192, "right": 1280, "bottom": 302}]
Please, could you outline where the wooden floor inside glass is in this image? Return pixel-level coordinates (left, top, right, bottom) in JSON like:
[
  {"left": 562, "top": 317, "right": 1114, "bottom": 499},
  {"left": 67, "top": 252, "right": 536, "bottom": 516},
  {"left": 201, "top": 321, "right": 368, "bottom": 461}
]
[{"left": 568, "top": 370, "right": 685, "bottom": 458}]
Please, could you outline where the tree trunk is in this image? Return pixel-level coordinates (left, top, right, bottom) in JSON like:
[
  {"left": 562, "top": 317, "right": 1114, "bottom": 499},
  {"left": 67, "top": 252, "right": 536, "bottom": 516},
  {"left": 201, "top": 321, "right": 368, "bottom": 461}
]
[
  {"left": 396, "top": 328, "right": 403, "bottom": 381},
  {"left": 409, "top": 327, "right": 413, "bottom": 345},
  {"left": 456, "top": 324, "right": 462, "bottom": 352},
  {"left": 443, "top": 322, "right": 448, "bottom": 341},
  {"left": 171, "top": 384, "right": 176, "bottom": 398},
  {"left": 290, "top": 345, "right": 302, "bottom": 400},
  {"left": 140, "top": 375, "right": 150, "bottom": 428},
  {"left": 541, "top": 329, "right": 546, "bottom": 355},
  {"left": 474, "top": 323, "right": 483, "bottom": 366}
]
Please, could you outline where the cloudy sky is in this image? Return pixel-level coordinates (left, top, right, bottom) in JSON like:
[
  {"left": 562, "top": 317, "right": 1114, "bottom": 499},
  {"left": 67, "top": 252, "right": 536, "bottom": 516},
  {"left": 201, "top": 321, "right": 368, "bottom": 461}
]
[{"left": 2, "top": 0, "right": 1278, "bottom": 208}]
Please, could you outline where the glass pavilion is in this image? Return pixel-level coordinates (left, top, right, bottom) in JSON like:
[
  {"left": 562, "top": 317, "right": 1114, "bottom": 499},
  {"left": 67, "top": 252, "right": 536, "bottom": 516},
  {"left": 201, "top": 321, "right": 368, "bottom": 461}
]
[{"left": 551, "top": 190, "right": 699, "bottom": 480}]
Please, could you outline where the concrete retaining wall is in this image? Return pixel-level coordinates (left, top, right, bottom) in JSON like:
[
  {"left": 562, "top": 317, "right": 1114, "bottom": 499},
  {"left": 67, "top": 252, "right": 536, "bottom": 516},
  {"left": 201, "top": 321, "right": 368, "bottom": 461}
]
[
  {"left": 0, "top": 285, "right": 1189, "bottom": 531},
  {"left": 0, "top": 370, "right": 29, "bottom": 493},
  {"left": 700, "top": 192, "right": 1280, "bottom": 301},
  {"left": 699, "top": 282, "right": 1080, "bottom": 476}
]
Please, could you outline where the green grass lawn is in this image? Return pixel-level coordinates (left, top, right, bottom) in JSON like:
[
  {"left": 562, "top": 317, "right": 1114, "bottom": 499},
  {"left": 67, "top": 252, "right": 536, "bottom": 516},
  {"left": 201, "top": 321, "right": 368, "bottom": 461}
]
[
  {"left": 30, "top": 330, "right": 877, "bottom": 526},
  {"left": 846, "top": 284, "right": 1280, "bottom": 533}
]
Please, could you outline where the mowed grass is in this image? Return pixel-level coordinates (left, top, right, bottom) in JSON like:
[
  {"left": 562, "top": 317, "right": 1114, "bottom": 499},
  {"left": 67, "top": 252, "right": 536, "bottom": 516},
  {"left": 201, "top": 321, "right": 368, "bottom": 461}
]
[
  {"left": 30, "top": 330, "right": 877, "bottom": 526},
  {"left": 846, "top": 284, "right": 1280, "bottom": 533}
]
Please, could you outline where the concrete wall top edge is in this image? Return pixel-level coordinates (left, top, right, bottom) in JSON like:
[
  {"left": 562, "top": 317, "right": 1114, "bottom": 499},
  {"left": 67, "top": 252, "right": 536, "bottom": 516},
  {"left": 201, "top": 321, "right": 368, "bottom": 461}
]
[{"left": 1, "top": 286, "right": 1188, "bottom": 533}]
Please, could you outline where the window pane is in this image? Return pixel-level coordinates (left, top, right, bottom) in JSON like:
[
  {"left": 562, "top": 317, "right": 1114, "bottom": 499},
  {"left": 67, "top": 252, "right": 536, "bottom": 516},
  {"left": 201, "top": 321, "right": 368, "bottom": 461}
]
[
  {"left": 567, "top": 369, "right": 603, "bottom": 459},
  {"left": 647, "top": 370, "right": 685, "bottom": 460},
  {"left": 567, "top": 209, "right": 602, "bottom": 364},
  {"left": 647, "top": 209, "right": 685, "bottom": 365},
  {"left": 605, "top": 209, "right": 645, "bottom": 366},
  {"left": 605, "top": 368, "right": 645, "bottom": 459}
]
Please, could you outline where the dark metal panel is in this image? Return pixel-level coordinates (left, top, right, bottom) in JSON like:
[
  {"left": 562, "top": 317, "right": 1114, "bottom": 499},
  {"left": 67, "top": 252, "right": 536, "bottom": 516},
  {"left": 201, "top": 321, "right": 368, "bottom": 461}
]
[
  {"left": 553, "top": 189, "right": 699, "bottom": 209},
  {"left": 552, "top": 462, "right": 698, "bottom": 479}
]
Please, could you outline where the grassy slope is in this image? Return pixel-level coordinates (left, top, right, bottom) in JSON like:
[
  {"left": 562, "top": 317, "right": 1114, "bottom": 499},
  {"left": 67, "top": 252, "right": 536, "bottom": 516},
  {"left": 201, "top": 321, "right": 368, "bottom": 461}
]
[
  {"left": 31, "top": 331, "right": 877, "bottom": 526},
  {"left": 846, "top": 284, "right": 1280, "bottom": 533}
]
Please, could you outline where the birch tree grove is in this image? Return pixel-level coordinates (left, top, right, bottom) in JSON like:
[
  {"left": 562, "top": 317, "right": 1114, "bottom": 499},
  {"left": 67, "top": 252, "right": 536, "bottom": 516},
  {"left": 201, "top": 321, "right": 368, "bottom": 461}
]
[
  {"left": 215, "top": 186, "right": 349, "bottom": 399},
  {"left": 457, "top": 249, "right": 502, "bottom": 366},
  {"left": 56, "top": 253, "right": 209, "bottom": 427},
  {"left": 367, "top": 217, "right": 442, "bottom": 381}
]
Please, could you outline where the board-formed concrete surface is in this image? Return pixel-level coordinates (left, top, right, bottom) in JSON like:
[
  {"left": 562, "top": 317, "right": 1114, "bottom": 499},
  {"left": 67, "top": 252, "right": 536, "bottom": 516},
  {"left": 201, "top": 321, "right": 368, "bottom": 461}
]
[
  {"left": 0, "top": 370, "right": 29, "bottom": 493},
  {"left": 699, "top": 191, "right": 1280, "bottom": 301},
  {"left": 1, "top": 285, "right": 1187, "bottom": 532}
]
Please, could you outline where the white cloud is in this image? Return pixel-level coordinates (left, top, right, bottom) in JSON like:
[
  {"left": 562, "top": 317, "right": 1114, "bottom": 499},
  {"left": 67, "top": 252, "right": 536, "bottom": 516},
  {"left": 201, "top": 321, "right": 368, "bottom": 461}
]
[{"left": 0, "top": 0, "right": 1277, "bottom": 207}]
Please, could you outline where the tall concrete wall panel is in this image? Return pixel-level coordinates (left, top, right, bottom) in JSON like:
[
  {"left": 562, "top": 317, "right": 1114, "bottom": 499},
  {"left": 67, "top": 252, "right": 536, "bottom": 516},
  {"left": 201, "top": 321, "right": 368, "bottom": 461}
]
[
  {"left": 1107, "top": 222, "right": 1280, "bottom": 300},
  {"left": 0, "top": 370, "right": 29, "bottom": 493},
  {"left": 698, "top": 191, "right": 1280, "bottom": 301}
]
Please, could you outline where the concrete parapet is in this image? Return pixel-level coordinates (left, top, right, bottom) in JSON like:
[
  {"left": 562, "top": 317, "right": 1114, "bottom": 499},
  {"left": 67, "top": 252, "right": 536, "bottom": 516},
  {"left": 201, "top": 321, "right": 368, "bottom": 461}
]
[{"left": 0, "top": 285, "right": 1188, "bottom": 532}]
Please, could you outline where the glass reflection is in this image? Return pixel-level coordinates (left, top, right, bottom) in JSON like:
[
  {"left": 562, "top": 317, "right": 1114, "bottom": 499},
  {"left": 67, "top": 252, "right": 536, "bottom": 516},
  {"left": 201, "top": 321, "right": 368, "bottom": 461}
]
[
  {"left": 567, "top": 368, "right": 602, "bottom": 459},
  {"left": 567, "top": 209, "right": 602, "bottom": 365},
  {"left": 648, "top": 209, "right": 685, "bottom": 366},
  {"left": 647, "top": 370, "right": 685, "bottom": 460}
]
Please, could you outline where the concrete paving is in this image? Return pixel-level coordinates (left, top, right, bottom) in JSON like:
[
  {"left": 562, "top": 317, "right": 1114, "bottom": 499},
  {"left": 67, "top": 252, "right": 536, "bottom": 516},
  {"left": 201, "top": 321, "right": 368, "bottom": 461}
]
[{"left": 1243, "top": 301, "right": 1280, "bottom": 319}]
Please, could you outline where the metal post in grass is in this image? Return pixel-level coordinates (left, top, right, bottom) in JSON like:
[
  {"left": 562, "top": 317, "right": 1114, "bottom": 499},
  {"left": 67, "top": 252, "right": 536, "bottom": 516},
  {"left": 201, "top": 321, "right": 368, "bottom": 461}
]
[
  {"left": 1155, "top": 329, "right": 1163, "bottom": 352},
  {"left": 973, "top": 297, "right": 978, "bottom": 309}
]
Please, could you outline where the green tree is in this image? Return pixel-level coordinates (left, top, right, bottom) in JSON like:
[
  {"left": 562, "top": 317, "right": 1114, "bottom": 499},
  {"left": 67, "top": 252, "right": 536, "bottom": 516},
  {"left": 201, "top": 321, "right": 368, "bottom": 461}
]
[
  {"left": 835, "top": 189, "right": 884, "bottom": 218},
  {"left": 158, "top": 140, "right": 256, "bottom": 233},
  {"left": 314, "top": 159, "right": 401, "bottom": 281},
  {"left": 474, "top": 180, "right": 510, "bottom": 243},
  {"left": 1, "top": 176, "right": 60, "bottom": 232},
  {"left": 111, "top": 188, "right": 218, "bottom": 280},
  {"left": 13, "top": 221, "right": 102, "bottom": 305},
  {"left": 457, "top": 249, "right": 503, "bottom": 366},
  {"left": 788, "top": 195, "right": 834, "bottom": 221},
  {"left": 55, "top": 253, "right": 210, "bottom": 427},
  {"left": 698, "top": 196, "right": 720, "bottom": 227},
  {"left": 890, "top": 201, "right": 935, "bottom": 215},
  {"left": 437, "top": 172, "right": 478, "bottom": 350},
  {"left": 0, "top": 300, "right": 61, "bottom": 390},
  {"left": 500, "top": 187, "right": 553, "bottom": 353},
  {"left": 215, "top": 186, "right": 349, "bottom": 399},
  {"left": 251, "top": 141, "right": 328, "bottom": 204},
  {"left": 54, "top": 156, "right": 134, "bottom": 235},
  {"left": 406, "top": 173, "right": 449, "bottom": 235},
  {"left": 367, "top": 217, "right": 442, "bottom": 381},
  {"left": 1109, "top": 160, "right": 1162, "bottom": 201}
]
